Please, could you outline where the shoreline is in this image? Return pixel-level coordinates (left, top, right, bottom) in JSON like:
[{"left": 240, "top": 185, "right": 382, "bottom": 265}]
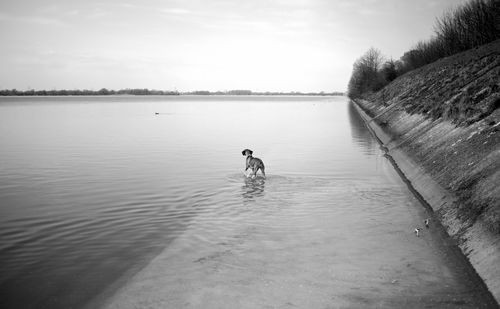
[{"left": 352, "top": 99, "right": 500, "bottom": 305}]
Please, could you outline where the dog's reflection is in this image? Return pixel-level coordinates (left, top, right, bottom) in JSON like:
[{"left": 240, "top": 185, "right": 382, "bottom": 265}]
[{"left": 241, "top": 176, "right": 266, "bottom": 201}]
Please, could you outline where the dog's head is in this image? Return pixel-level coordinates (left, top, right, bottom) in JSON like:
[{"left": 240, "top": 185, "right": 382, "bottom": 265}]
[{"left": 242, "top": 149, "right": 253, "bottom": 156}]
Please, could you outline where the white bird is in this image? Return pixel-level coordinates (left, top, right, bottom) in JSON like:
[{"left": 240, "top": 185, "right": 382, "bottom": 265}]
[{"left": 414, "top": 228, "right": 421, "bottom": 237}]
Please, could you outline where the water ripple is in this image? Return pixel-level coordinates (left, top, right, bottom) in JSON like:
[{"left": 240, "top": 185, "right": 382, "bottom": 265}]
[{"left": 0, "top": 96, "right": 436, "bottom": 309}]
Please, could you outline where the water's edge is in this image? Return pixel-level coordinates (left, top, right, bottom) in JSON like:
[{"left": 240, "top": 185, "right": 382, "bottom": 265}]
[{"left": 352, "top": 99, "right": 500, "bottom": 306}]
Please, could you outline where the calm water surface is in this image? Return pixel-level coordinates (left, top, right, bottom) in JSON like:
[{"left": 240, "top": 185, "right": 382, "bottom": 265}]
[{"left": 0, "top": 96, "right": 495, "bottom": 308}]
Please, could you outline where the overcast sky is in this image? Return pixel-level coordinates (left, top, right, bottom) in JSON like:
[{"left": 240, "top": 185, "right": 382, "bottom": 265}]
[{"left": 0, "top": 0, "right": 467, "bottom": 92}]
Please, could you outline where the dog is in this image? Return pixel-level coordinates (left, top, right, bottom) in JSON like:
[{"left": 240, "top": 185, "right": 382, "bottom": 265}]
[{"left": 242, "top": 149, "right": 265, "bottom": 178}]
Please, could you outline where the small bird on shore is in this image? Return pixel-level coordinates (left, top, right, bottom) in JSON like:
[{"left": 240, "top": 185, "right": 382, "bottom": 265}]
[
  {"left": 424, "top": 218, "right": 430, "bottom": 228},
  {"left": 155, "top": 112, "right": 159, "bottom": 115},
  {"left": 414, "top": 228, "right": 421, "bottom": 237}
]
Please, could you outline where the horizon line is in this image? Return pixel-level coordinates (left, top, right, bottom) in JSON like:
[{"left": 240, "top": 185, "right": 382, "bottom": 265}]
[{"left": 0, "top": 88, "right": 345, "bottom": 96}]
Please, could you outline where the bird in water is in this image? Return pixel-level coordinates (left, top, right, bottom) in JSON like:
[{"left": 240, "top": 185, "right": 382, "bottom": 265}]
[
  {"left": 424, "top": 218, "right": 430, "bottom": 228},
  {"left": 414, "top": 228, "right": 421, "bottom": 237}
]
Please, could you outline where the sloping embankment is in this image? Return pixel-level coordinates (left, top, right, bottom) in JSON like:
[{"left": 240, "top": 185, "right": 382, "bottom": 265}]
[{"left": 352, "top": 39, "right": 500, "bottom": 303}]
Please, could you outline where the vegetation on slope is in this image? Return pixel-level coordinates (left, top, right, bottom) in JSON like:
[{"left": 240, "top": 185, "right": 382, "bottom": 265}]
[
  {"left": 348, "top": 0, "right": 500, "bottom": 101},
  {"left": 369, "top": 40, "right": 500, "bottom": 126}
]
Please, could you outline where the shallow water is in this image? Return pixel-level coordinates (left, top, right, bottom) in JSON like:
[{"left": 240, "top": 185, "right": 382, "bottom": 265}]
[{"left": 0, "top": 96, "right": 495, "bottom": 308}]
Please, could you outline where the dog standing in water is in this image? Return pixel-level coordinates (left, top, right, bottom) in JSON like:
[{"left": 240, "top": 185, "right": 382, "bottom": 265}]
[{"left": 242, "top": 149, "right": 265, "bottom": 178}]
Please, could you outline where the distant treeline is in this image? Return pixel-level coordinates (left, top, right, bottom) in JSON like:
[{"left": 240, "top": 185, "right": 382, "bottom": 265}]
[
  {"left": 0, "top": 88, "right": 180, "bottom": 96},
  {"left": 348, "top": 0, "right": 500, "bottom": 98},
  {"left": 0, "top": 88, "right": 343, "bottom": 96}
]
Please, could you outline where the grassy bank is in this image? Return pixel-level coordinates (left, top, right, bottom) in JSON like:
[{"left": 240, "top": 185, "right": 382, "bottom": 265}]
[
  {"left": 345, "top": 2, "right": 500, "bottom": 301},
  {"left": 367, "top": 39, "right": 500, "bottom": 126},
  {"left": 346, "top": 0, "right": 500, "bottom": 239},
  {"left": 348, "top": 0, "right": 500, "bottom": 100},
  {"left": 351, "top": 38, "right": 500, "bottom": 302},
  {"left": 352, "top": 37, "right": 500, "bottom": 240}
]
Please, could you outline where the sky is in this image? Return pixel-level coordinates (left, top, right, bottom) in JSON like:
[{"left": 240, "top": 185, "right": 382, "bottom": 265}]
[{"left": 0, "top": 0, "right": 468, "bottom": 92}]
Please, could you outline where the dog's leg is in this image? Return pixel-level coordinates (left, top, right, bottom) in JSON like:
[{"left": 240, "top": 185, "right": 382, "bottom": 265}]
[
  {"left": 251, "top": 167, "right": 258, "bottom": 178},
  {"left": 261, "top": 166, "right": 266, "bottom": 178}
]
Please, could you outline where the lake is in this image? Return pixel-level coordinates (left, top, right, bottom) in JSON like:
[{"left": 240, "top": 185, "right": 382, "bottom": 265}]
[{"left": 0, "top": 96, "right": 496, "bottom": 308}]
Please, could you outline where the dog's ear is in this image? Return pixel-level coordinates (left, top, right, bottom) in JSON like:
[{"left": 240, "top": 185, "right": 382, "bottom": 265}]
[
  {"left": 242, "top": 150, "right": 246, "bottom": 156},
  {"left": 248, "top": 149, "right": 253, "bottom": 155}
]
